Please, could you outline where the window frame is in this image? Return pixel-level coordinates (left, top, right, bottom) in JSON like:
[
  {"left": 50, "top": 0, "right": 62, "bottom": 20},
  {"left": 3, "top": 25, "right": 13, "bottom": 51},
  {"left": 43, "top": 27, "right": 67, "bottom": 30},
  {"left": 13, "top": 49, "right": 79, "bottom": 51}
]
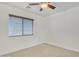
[{"left": 9, "top": 14, "right": 34, "bottom": 37}]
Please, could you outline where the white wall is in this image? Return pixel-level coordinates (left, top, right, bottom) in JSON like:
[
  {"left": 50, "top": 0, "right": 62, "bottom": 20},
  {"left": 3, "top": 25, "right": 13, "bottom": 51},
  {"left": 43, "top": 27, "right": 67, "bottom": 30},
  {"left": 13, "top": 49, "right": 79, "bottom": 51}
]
[
  {"left": 45, "top": 7, "right": 79, "bottom": 52},
  {"left": 0, "top": 3, "right": 46, "bottom": 55}
]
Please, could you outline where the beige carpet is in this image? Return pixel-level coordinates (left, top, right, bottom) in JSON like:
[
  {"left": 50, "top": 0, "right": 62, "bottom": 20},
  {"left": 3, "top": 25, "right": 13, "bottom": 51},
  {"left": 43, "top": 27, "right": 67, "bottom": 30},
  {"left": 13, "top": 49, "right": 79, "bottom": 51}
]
[{"left": 1, "top": 43, "right": 79, "bottom": 57}]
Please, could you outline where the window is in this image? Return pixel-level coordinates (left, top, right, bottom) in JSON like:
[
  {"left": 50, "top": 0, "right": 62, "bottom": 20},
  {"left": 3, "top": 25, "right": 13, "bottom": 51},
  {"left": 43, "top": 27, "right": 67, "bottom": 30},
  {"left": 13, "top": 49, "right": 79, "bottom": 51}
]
[
  {"left": 8, "top": 15, "right": 33, "bottom": 36},
  {"left": 8, "top": 16, "right": 22, "bottom": 36},
  {"left": 23, "top": 19, "right": 33, "bottom": 35}
]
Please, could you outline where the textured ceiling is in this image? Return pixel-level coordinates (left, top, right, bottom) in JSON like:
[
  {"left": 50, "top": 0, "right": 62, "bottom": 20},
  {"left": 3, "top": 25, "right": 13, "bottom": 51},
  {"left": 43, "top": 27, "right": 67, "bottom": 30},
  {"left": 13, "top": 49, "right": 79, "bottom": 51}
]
[{"left": 2, "top": 2, "right": 79, "bottom": 17}]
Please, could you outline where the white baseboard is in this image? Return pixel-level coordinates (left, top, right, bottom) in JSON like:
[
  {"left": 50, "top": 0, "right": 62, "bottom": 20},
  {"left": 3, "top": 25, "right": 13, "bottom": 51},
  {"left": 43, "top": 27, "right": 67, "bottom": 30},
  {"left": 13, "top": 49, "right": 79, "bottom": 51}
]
[
  {"left": 1, "top": 41, "right": 79, "bottom": 56},
  {"left": 45, "top": 41, "right": 79, "bottom": 53},
  {"left": 0, "top": 41, "right": 43, "bottom": 56}
]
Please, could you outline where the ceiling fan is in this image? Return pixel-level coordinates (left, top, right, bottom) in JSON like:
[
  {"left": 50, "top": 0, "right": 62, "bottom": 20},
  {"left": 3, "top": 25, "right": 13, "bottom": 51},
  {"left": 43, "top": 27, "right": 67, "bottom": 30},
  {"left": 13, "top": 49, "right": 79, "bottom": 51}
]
[{"left": 26, "top": 2, "right": 56, "bottom": 11}]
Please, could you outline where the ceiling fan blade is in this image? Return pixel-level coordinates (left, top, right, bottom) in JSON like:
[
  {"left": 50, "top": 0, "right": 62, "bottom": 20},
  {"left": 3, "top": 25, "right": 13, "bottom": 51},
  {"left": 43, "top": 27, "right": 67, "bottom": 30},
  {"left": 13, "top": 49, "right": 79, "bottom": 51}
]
[
  {"left": 29, "top": 3, "right": 40, "bottom": 5},
  {"left": 26, "top": 6, "right": 31, "bottom": 8},
  {"left": 48, "top": 4, "right": 56, "bottom": 9},
  {"left": 48, "top": 2, "right": 51, "bottom": 3}
]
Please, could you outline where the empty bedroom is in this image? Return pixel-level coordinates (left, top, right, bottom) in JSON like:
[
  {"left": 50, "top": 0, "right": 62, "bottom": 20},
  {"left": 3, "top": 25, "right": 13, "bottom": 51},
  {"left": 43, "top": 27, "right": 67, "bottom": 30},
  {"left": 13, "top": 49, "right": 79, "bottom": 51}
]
[{"left": 0, "top": 1, "right": 79, "bottom": 57}]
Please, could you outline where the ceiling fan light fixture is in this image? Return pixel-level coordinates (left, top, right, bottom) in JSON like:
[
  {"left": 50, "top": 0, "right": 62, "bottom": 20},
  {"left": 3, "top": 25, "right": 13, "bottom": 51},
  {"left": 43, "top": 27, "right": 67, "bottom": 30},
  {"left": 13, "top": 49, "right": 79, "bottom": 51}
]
[{"left": 41, "top": 3, "right": 48, "bottom": 8}]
